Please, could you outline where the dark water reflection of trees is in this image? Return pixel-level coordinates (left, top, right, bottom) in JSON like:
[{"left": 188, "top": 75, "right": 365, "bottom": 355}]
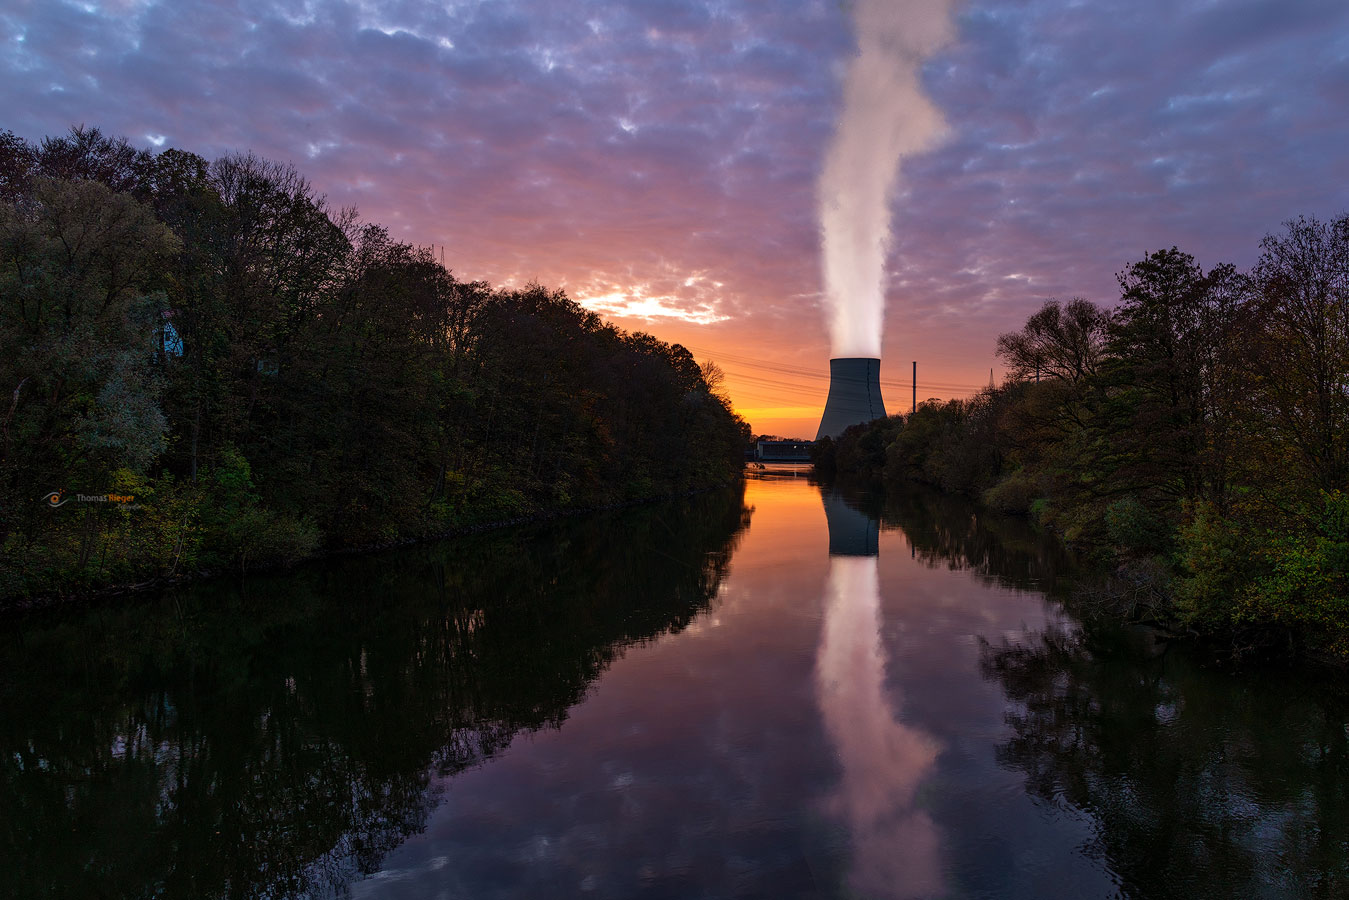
[
  {"left": 873, "top": 483, "right": 1349, "bottom": 899},
  {"left": 833, "top": 477, "right": 1080, "bottom": 598},
  {"left": 0, "top": 486, "right": 750, "bottom": 900},
  {"left": 979, "top": 624, "right": 1349, "bottom": 899}
]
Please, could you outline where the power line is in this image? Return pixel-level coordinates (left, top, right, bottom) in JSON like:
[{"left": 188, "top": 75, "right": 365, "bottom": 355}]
[
  {"left": 719, "top": 366, "right": 982, "bottom": 395},
  {"left": 687, "top": 344, "right": 986, "bottom": 392}
]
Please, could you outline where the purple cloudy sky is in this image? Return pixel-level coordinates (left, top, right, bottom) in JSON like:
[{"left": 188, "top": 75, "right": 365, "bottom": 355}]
[{"left": 4, "top": 0, "right": 1348, "bottom": 435}]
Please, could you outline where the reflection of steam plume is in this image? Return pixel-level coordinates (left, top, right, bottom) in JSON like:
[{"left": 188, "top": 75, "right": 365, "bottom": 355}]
[
  {"left": 819, "top": 0, "right": 957, "bottom": 359},
  {"left": 817, "top": 495, "right": 942, "bottom": 898}
]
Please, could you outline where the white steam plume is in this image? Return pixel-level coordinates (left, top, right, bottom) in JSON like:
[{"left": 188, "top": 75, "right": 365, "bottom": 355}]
[{"left": 819, "top": 0, "right": 957, "bottom": 359}]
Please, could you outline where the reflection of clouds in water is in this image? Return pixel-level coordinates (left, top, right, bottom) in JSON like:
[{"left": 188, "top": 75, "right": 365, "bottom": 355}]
[{"left": 817, "top": 556, "right": 943, "bottom": 899}]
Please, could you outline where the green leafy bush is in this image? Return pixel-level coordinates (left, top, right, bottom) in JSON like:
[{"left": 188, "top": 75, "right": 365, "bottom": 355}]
[
  {"left": 1174, "top": 501, "right": 1258, "bottom": 626},
  {"left": 1236, "top": 492, "right": 1349, "bottom": 654},
  {"left": 982, "top": 469, "right": 1041, "bottom": 516},
  {"left": 1105, "top": 497, "right": 1173, "bottom": 557},
  {"left": 200, "top": 448, "right": 319, "bottom": 570}
]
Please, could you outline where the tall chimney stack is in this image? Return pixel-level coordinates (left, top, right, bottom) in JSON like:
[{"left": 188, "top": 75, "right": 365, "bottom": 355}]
[{"left": 816, "top": 357, "right": 886, "bottom": 441}]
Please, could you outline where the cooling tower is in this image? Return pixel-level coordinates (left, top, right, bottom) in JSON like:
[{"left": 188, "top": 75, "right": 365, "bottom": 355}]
[{"left": 816, "top": 357, "right": 886, "bottom": 441}]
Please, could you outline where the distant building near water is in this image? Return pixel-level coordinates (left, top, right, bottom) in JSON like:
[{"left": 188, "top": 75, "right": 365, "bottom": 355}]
[{"left": 755, "top": 440, "right": 813, "bottom": 462}]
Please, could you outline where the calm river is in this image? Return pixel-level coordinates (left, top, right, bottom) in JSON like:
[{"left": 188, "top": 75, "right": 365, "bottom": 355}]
[{"left": 4, "top": 470, "right": 1348, "bottom": 899}]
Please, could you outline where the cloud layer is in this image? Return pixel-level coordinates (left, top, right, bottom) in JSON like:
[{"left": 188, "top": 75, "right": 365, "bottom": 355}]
[{"left": 4, "top": 0, "right": 1348, "bottom": 435}]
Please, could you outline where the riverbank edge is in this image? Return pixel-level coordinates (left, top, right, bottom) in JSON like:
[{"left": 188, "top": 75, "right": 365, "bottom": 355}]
[{"left": 1, "top": 476, "right": 746, "bottom": 616}]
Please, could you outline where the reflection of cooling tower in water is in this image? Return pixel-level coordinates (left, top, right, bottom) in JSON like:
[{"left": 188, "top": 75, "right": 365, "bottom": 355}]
[
  {"left": 816, "top": 358, "right": 887, "bottom": 441},
  {"left": 822, "top": 489, "right": 880, "bottom": 557},
  {"left": 816, "top": 492, "right": 943, "bottom": 899}
]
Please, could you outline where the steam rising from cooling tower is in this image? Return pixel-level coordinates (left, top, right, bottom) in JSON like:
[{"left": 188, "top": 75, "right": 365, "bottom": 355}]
[{"left": 818, "top": 0, "right": 957, "bottom": 359}]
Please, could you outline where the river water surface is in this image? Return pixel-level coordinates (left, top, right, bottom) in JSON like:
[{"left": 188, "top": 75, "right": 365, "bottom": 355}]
[{"left": 4, "top": 471, "right": 1348, "bottom": 898}]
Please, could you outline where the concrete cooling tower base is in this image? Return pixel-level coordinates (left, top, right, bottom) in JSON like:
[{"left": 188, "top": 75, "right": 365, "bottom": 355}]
[{"left": 816, "top": 357, "right": 886, "bottom": 441}]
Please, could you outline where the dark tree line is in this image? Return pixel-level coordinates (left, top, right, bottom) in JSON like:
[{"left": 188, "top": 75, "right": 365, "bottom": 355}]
[
  {"left": 0, "top": 127, "right": 749, "bottom": 599},
  {"left": 815, "top": 222, "right": 1349, "bottom": 658}
]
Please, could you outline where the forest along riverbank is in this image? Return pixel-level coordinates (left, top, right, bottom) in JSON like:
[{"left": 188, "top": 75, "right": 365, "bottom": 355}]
[
  {"left": 813, "top": 220, "right": 1349, "bottom": 665},
  {"left": 0, "top": 127, "right": 750, "bottom": 605}
]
